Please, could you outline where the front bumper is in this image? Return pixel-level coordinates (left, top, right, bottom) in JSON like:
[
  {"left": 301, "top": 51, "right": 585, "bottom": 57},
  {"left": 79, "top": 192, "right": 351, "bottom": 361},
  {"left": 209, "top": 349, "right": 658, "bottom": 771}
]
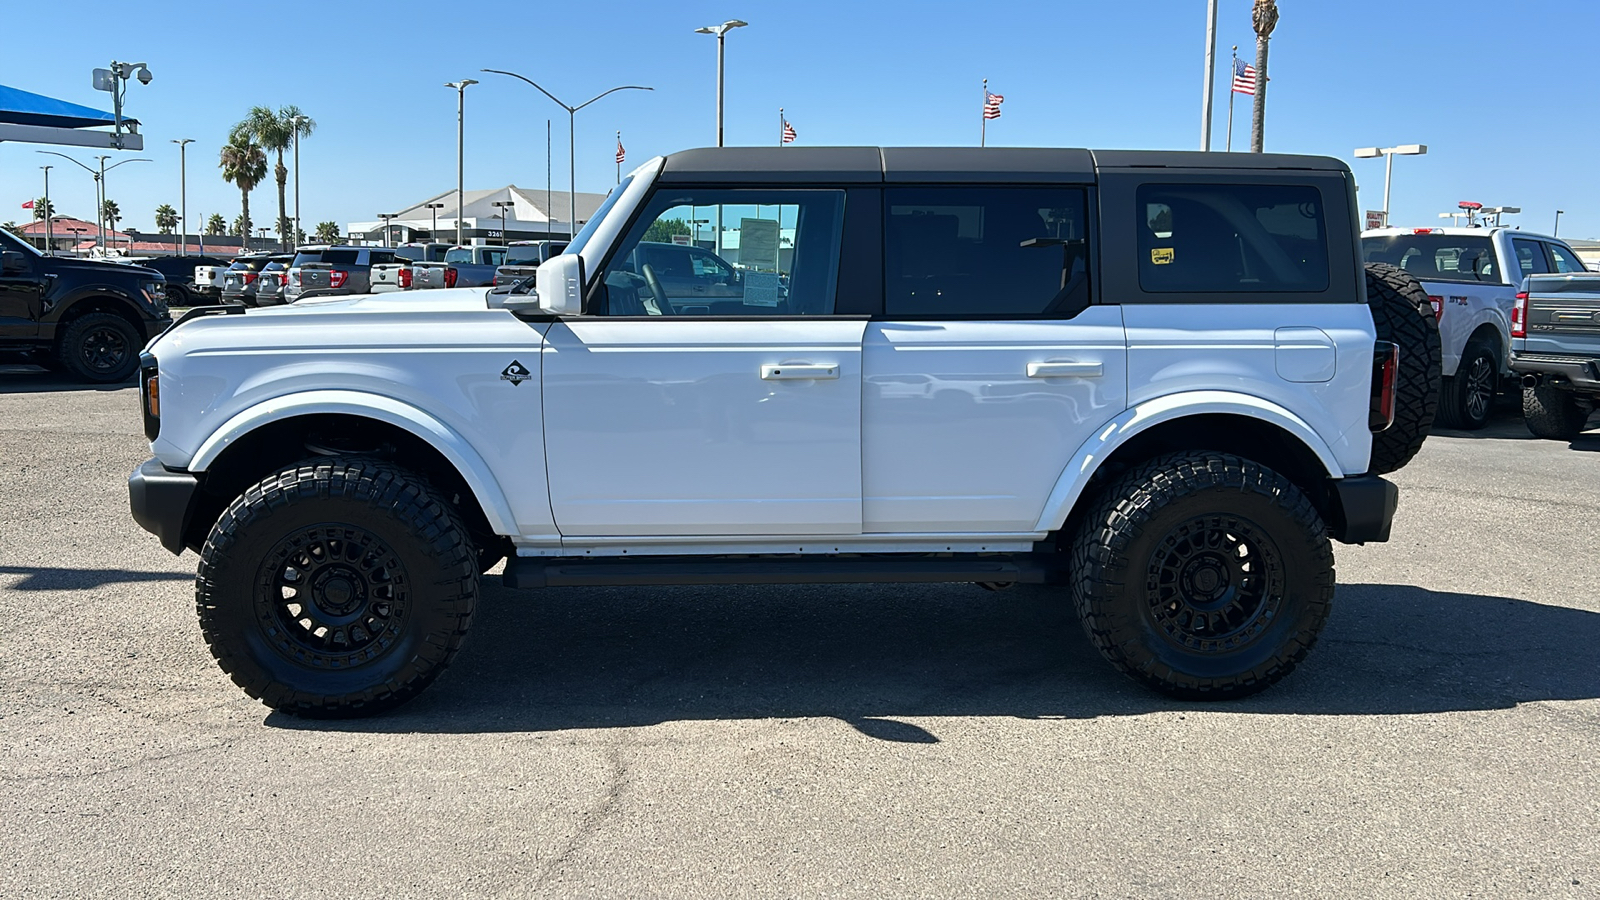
[
  {"left": 1328, "top": 474, "right": 1399, "bottom": 544},
  {"left": 128, "top": 458, "right": 200, "bottom": 554}
]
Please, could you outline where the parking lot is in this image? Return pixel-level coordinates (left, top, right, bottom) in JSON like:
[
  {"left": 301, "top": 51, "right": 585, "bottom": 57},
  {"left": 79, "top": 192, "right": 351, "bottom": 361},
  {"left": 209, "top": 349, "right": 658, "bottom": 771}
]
[{"left": 1, "top": 364, "right": 1596, "bottom": 899}]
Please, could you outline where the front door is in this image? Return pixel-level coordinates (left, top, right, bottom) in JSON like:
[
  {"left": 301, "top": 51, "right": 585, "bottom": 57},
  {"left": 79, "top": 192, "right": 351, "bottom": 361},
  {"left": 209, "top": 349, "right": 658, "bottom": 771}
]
[
  {"left": 0, "top": 237, "right": 45, "bottom": 340},
  {"left": 542, "top": 186, "right": 862, "bottom": 537},
  {"left": 862, "top": 185, "right": 1126, "bottom": 534}
]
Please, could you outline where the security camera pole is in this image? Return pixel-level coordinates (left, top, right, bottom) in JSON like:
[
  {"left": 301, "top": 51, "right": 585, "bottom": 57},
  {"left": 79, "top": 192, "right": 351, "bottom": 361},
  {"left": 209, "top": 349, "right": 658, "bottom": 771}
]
[
  {"left": 1249, "top": 0, "right": 1277, "bottom": 153},
  {"left": 95, "top": 61, "right": 153, "bottom": 151}
]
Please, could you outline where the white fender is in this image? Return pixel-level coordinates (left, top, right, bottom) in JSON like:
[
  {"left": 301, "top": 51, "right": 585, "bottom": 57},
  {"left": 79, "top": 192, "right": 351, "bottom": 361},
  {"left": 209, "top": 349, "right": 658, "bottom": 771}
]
[
  {"left": 1032, "top": 390, "right": 1344, "bottom": 533},
  {"left": 188, "top": 389, "right": 517, "bottom": 536}
]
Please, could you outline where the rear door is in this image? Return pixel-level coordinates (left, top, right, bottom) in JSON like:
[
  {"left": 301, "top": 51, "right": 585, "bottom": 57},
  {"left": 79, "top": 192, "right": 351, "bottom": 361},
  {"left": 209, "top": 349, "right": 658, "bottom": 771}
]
[
  {"left": 862, "top": 184, "right": 1125, "bottom": 533},
  {"left": 542, "top": 186, "right": 863, "bottom": 537}
]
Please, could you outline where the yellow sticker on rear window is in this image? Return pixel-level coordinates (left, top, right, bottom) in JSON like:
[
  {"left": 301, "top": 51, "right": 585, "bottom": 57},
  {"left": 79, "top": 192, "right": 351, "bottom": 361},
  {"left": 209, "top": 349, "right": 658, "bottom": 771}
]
[{"left": 1151, "top": 248, "right": 1175, "bottom": 265}]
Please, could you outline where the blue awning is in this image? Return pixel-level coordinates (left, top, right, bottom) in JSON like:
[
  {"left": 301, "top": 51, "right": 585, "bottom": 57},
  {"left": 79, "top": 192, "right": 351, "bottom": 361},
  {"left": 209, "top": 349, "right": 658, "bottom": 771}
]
[{"left": 0, "top": 83, "right": 129, "bottom": 130}]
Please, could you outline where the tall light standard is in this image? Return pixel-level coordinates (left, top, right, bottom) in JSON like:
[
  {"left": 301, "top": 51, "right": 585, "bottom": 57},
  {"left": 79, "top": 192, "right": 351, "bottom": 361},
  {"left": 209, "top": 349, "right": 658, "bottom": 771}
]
[
  {"left": 480, "top": 69, "right": 653, "bottom": 242},
  {"left": 1200, "top": 0, "right": 1218, "bottom": 150},
  {"left": 39, "top": 165, "right": 53, "bottom": 255},
  {"left": 37, "top": 151, "right": 148, "bottom": 252},
  {"left": 1354, "top": 144, "right": 1427, "bottom": 228},
  {"left": 1554, "top": 210, "right": 1565, "bottom": 237},
  {"left": 426, "top": 202, "right": 445, "bottom": 239},
  {"left": 289, "top": 114, "right": 309, "bottom": 249},
  {"left": 97, "top": 155, "right": 152, "bottom": 253},
  {"left": 492, "top": 200, "right": 515, "bottom": 244},
  {"left": 445, "top": 80, "right": 478, "bottom": 246},
  {"left": 378, "top": 214, "right": 398, "bottom": 248},
  {"left": 171, "top": 138, "right": 193, "bottom": 256},
  {"left": 694, "top": 20, "right": 747, "bottom": 148}
]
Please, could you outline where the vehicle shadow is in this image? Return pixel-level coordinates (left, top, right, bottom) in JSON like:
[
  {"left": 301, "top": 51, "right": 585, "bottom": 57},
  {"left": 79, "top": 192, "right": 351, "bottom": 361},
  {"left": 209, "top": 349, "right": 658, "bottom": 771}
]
[
  {"left": 266, "top": 581, "right": 1600, "bottom": 740},
  {"left": 0, "top": 566, "right": 190, "bottom": 590},
  {"left": 0, "top": 365, "right": 133, "bottom": 393}
]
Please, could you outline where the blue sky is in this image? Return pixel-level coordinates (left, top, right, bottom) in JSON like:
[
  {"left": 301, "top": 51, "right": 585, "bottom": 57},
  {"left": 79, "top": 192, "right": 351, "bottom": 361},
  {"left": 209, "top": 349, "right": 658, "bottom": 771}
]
[{"left": 3, "top": 0, "right": 1597, "bottom": 239}]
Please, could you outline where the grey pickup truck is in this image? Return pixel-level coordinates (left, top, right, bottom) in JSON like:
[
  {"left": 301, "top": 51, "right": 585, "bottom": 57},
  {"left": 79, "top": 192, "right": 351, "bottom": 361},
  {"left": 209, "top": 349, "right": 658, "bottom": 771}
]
[
  {"left": 411, "top": 245, "right": 507, "bottom": 290},
  {"left": 1511, "top": 273, "right": 1600, "bottom": 439},
  {"left": 284, "top": 245, "right": 398, "bottom": 301}
]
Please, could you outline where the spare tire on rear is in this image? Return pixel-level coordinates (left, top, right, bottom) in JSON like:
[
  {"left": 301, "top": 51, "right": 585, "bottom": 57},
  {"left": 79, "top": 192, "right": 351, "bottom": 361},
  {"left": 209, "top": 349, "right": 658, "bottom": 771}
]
[{"left": 1364, "top": 262, "right": 1441, "bottom": 474}]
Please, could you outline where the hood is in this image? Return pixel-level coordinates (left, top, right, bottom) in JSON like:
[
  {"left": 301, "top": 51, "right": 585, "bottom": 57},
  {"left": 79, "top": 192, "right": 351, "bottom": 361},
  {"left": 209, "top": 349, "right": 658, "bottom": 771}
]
[
  {"left": 53, "top": 257, "right": 163, "bottom": 280},
  {"left": 243, "top": 287, "right": 494, "bottom": 316}
]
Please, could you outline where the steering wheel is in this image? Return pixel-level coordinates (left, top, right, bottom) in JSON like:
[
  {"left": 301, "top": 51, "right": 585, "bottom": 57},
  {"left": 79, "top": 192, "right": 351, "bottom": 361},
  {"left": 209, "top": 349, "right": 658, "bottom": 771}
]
[{"left": 640, "top": 263, "right": 673, "bottom": 316}]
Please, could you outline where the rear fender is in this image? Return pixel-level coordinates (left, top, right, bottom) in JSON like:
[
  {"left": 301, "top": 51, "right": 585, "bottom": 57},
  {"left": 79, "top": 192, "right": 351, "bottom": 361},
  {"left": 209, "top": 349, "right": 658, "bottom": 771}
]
[
  {"left": 187, "top": 389, "right": 516, "bottom": 535},
  {"left": 1032, "top": 390, "right": 1344, "bottom": 533}
]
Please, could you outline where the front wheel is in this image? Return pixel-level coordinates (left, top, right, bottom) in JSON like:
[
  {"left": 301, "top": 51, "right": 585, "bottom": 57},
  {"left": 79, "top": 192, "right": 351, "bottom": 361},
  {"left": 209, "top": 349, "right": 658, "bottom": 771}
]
[
  {"left": 57, "top": 311, "right": 141, "bottom": 383},
  {"left": 1069, "top": 452, "right": 1335, "bottom": 700},
  {"left": 195, "top": 458, "right": 478, "bottom": 717}
]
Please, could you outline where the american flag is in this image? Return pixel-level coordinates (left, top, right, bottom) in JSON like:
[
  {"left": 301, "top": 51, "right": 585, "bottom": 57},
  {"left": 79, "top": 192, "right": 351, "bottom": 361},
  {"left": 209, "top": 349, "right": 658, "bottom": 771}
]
[
  {"left": 782, "top": 118, "right": 797, "bottom": 144},
  {"left": 615, "top": 138, "right": 625, "bottom": 164},
  {"left": 1232, "top": 58, "right": 1257, "bottom": 96},
  {"left": 983, "top": 91, "right": 1004, "bottom": 120}
]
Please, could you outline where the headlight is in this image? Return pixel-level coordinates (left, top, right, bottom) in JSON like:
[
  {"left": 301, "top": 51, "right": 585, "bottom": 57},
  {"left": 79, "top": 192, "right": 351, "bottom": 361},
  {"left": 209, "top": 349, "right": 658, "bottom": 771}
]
[{"left": 139, "top": 279, "right": 169, "bottom": 313}]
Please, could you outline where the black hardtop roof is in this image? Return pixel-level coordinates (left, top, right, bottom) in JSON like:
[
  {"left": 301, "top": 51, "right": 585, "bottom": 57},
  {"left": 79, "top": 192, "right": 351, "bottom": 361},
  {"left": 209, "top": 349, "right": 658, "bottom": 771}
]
[{"left": 658, "top": 146, "right": 1349, "bottom": 184}]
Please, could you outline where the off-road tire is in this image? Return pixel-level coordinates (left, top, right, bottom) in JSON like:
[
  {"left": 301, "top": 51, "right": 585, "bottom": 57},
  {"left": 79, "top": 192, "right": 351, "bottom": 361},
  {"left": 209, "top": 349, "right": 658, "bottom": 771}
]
[
  {"left": 56, "top": 311, "right": 142, "bottom": 383},
  {"left": 1522, "top": 383, "right": 1590, "bottom": 441},
  {"left": 195, "top": 457, "right": 478, "bottom": 718},
  {"left": 1069, "top": 451, "right": 1335, "bottom": 700},
  {"left": 1364, "top": 262, "right": 1441, "bottom": 473},
  {"left": 1437, "top": 340, "right": 1497, "bottom": 430}
]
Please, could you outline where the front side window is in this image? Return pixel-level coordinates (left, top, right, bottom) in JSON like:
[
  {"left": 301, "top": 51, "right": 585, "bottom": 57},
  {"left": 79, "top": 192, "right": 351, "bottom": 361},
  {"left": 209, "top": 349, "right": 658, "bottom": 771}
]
[
  {"left": 885, "top": 187, "right": 1090, "bottom": 316},
  {"left": 1512, "top": 239, "right": 1550, "bottom": 278},
  {"left": 1137, "top": 183, "right": 1329, "bottom": 293},
  {"left": 598, "top": 189, "right": 844, "bottom": 316},
  {"left": 1549, "top": 243, "right": 1587, "bottom": 274}
]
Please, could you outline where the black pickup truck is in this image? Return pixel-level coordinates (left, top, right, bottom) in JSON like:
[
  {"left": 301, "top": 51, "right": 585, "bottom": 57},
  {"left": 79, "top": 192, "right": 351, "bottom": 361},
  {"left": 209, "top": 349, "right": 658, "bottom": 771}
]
[{"left": 0, "top": 229, "right": 171, "bottom": 383}]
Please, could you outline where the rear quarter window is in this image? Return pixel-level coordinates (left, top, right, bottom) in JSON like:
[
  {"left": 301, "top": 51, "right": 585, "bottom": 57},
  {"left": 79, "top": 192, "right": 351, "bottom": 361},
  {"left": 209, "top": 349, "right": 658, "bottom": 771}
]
[{"left": 1137, "top": 183, "right": 1329, "bottom": 293}]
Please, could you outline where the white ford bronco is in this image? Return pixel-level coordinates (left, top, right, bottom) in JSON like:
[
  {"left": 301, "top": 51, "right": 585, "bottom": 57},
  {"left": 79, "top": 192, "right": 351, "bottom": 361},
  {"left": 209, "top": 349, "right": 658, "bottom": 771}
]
[{"left": 129, "top": 147, "right": 1437, "bottom": 717}]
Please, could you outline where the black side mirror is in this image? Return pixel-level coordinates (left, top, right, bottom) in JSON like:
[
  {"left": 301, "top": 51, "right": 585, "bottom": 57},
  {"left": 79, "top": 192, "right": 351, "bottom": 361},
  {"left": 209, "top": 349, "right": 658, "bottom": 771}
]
[{"left": 1, "top": 250, "right": 27, "bottom": 274}]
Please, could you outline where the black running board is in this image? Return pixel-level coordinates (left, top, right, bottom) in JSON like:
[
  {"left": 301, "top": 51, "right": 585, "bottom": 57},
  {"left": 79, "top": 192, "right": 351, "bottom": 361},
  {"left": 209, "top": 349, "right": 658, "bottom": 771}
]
[{"left": 502, "top": 555, "right": 1055, "bottom": 589}]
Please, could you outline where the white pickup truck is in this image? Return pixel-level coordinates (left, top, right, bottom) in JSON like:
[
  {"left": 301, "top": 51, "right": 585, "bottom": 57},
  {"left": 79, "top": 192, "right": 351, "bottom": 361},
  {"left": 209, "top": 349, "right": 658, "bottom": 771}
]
[
  {"left": 1362, "top": 227, "right": 1589, "bottom": 429},
  {"left": 369, "top": 242, "right": 454, "bottom": 292},
  {"left": 410, "top": 245, "right": 508, "bottom": 290},
  {"left": 129, "top": 147, "right": 1438, "bottom": 717}
]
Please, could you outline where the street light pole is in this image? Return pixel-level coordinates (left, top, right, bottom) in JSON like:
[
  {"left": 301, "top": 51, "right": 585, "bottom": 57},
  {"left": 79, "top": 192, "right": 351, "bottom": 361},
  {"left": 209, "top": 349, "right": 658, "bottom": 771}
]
[
  {"left": 1201, "top": 0, "right": 1218, "bottom": 150},
  {"left": 39, "top": 166, "right": 53, "bottom": 255},
  {"left": 480, "top": 70, "right": 653, "bottom": 243},
  {"left": 1554, "top": 210, "right": 1564, "bottom": 237},
  {"left": 289, "top": 115, "right": 305, "bottom": 250},
  {"left": 172, "top": 139, "right": 193, "bottom": 256},
  {"left": 1354, "top": 144, "right": 1427, "bottom": 227},
  {"left": 426, "top": 202, "right": 444, "bottom": 239},
  {"left": 696, "top": 20, "right": 747, "bottom": 256},
  {"left": 445, "top": 80, "right": 478, "bottom": 246},
  {"left": 492, "top": 200, "right": 515, "bottom": 245}
]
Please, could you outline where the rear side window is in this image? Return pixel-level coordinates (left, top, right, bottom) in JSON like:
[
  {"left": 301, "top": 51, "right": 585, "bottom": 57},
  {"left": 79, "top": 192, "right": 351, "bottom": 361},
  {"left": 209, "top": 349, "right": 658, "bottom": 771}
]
[
  {"left": 1137, "top": 184, "right": 1328, "bottom": 293},
  {"left": 1549, "top": 243, "right": 1588, "bottom": 274},
  {"left": 1511, "top": 239, "right": 1550, "bottom": 278},
  {"left": 885, "top": 187, "right": 1090, "bottom": 316},
  {"left": 1362, "top": 234, "right": 1499, "bottom": 283}
]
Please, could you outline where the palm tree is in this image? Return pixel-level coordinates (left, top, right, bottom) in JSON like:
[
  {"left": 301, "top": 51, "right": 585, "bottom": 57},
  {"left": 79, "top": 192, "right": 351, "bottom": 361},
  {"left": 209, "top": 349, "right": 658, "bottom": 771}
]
[
  {"left": 31, "top": 198, "right": 54, "bottom": 221},
  {"left": 239, "top": 105, "right": 315, "bottom": 248},
  {"left": 314, "top": 221, "right": 340, "bottom": 243},
  {"left": 154, "top": 204, "right": 178, "bottom": 234},
  {"left": 101, "top": 200, "right": 121, "bottom": 231},
  {"left": 219, "top": 130, "right": 267, "bottom": 246},
  {"left": 206, "top": 214, "right": 227, "bottom": 236},
  {"left": 232, "top": 214, "right": 249, "bottom": 237}
]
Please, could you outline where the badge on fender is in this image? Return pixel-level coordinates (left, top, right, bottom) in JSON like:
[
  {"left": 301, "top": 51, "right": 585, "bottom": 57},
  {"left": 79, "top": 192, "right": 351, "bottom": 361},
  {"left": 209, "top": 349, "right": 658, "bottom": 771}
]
[{"left": 500, "top": 360, "right": 532, "bottom": 386}]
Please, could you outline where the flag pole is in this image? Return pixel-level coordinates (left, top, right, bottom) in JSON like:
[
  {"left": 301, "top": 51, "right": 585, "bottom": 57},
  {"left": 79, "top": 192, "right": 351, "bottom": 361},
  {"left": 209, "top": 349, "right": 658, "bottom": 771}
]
[
  {"left": 616, "top": 131, "right": 621, "bottom": 185},
  {"left": 779, "top": 107, "right": 784, "bottom": 147},
  {"left": 1226, "top": 46, "right": 1237, "bottom": 153},
  {"left": 980, "top": 78, "right": 987, "bottom": 147}
]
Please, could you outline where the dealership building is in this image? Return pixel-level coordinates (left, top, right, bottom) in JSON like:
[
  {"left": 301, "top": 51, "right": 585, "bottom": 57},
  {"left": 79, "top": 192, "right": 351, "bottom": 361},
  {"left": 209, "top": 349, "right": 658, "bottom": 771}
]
[{"left": 347, "top": 186, "right": 611, "bottom": 246}]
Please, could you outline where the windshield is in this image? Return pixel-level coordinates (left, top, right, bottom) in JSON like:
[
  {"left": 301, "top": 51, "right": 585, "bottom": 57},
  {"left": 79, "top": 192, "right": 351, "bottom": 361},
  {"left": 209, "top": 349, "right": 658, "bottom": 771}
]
[
  {"left": 566, "top": 177, "right": 633, "bottom": 257},
  {"left": 0, "top": 228, "right": 43, "bottom": 257}
]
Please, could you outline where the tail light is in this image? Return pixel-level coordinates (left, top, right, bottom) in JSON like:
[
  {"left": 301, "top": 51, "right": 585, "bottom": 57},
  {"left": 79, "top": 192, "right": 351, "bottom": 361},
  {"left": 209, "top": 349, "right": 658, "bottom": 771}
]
[
  {"left": 1426, "top": 295, "right": 1443, "bottom": 321},
  {"left": 1511, "top": 291, "right": 1529, "bottom": 338},
  {"left": 444, "top": 267, "right": 458, "bottom": 289},
  {"left": 398, "top": 267, "right": 412, "bottom": 288},
  {"left": 1370, "top": 341, "right": 1400, "bottom": 433},
  {"left": 329, "top": 269, "right": 349, "bottom": 289},
  {"left": 243, "top": 272, "right": 258, "bottom": 285}
]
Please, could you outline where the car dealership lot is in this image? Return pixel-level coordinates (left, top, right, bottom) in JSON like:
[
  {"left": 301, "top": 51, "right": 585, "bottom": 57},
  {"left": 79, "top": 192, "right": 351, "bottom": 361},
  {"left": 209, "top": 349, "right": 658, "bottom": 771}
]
[{"left": 1, "top": 365, "right": 1596, "bottom": 899}]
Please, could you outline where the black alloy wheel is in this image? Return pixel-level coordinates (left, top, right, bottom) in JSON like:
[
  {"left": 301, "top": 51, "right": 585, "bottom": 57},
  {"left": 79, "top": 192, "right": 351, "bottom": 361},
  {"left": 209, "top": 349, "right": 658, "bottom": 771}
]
[
  {"left": 58, "top": 312, "right": 142, "bottom": 383},
  {"left": 1145, "top": 516, "right": 1284, "bottom": 655},
  {"left": 260, "top": 525, "right": 411, "bottom": 667}
]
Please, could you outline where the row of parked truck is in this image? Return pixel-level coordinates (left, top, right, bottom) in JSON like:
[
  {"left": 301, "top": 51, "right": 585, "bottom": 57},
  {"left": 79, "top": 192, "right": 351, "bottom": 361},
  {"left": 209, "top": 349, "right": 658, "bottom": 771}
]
[{"left": 190, "top": 240, "right": 569, "bottom": 307}]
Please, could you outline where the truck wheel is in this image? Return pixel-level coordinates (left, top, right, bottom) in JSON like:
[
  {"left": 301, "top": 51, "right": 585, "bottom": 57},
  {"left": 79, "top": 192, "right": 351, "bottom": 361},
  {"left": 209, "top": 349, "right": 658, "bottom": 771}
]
[
  {"left": 1522, "top": 383, "right": 1590, "bottom": 441},
  {"left": 1069, "top": 451, "right": 1334, "bottom": 700},
  {"left": 1437, "top": 341, "right": 1497, "bottom": 430},
  {"left": 57, "top": 312, "right": 142, "bottom": 383},
  {"left": 195, "top": 457, "right": 478, "bottom": 718},
  {"left": 1364, "top": 263, "right": 1441, "bottom": 473}
]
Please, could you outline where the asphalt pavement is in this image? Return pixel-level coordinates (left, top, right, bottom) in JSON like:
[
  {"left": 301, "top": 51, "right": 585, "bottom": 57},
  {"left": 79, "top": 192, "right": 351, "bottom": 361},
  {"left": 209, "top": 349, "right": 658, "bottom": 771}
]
[{"left": 2, "top": 363, "right": 1596, "bottom": 899}]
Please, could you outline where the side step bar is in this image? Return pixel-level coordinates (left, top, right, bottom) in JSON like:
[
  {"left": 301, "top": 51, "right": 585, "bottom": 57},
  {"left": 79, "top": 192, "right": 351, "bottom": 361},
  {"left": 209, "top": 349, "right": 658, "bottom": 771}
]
[{"left": 502, "top": 555, "right": 1056, "bottom": 590}]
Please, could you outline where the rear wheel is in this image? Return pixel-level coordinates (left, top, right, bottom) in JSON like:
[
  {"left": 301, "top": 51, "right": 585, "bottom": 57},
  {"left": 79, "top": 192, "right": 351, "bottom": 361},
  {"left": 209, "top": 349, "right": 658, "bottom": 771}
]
[
  {"left": 57, "top": 311, "right": 141, "bottom": 383},
  {"left": 195, "top": 457, "right": 478, "bottom": 717},
  {"left": 1437, "top": 341, "right": 1497, "bottom": 430},
  {"left": 1523, "top": 383, "right": 1590, "bottom": 440},
  {"left": 1069, "top": 451, "right": 1335, "bottom": 700}
]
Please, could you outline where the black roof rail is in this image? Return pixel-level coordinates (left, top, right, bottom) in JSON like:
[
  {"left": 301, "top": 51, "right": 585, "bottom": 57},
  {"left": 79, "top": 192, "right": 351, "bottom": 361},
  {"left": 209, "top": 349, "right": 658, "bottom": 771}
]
[{"left": 173, "top": 304, "right": 246, "bottom": 326}]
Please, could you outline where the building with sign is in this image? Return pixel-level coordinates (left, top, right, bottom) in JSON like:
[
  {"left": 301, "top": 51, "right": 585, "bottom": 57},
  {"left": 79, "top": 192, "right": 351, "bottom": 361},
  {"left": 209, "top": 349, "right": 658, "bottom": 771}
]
[{"left": 347, "top": 186, "right": 611, "bottom": 246}]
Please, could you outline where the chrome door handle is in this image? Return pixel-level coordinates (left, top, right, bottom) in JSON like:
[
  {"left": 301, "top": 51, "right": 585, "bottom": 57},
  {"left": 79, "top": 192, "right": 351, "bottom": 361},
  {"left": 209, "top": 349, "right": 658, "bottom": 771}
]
[
  {"left": 1027, "top": 361, "right": 1103, "bottom": 378},
  {"left": 761, "top": 364, "right": 839, "bottom": 381}
]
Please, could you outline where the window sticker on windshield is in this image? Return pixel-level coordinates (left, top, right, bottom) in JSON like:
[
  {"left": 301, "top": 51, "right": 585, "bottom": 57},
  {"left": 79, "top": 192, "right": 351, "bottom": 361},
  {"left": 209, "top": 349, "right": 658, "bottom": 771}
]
[
  {"left": 742, "top": 271, "right": 782, "bottom": 307},
  {"left": 1151, "top": 247, "right": 1175, "bottom": 265}
]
